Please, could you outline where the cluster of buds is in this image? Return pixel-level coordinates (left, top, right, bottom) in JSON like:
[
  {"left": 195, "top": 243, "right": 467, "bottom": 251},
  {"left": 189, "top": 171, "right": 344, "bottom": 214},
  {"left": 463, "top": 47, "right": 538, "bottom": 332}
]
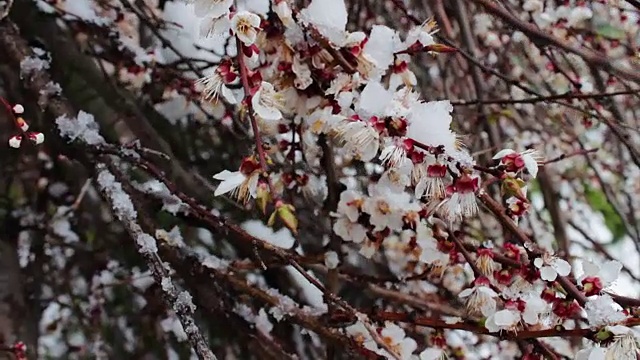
[{"left": 3, "top": 100, "right": 44, "bottom": 149}]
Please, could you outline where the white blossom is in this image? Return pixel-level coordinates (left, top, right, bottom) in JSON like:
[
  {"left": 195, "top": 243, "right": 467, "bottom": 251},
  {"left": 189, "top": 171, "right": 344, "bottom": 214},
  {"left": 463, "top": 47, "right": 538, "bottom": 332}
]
[
  {"left": 213, "top": 169, "right": 260, "bottom": 203},
  {"left": 252, "top": 82, "right": 285, "bottom": 121},
  {"left": 534, "top": 255, "right": 571, "bottom": 281},
  {"left": 231, "top": 11, "right": 261, "bottom": 45}
]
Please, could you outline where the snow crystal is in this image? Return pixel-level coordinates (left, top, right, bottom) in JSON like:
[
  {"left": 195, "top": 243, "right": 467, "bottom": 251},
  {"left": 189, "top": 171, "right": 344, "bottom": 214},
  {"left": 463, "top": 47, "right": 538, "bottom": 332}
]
[
  {"left": 242, "top": 220, "right": 295, "bottom": 249},
  {"left": 161, "top": 277, "right": 173, "bottom": 293},
  {"left": 56, "top": 111, "right": 105, "bottom": 145},
  {"left": 299, "top": 0, "right": 347, "bottom": 45},
  {"left": 406, "top": 100, "right": 457, "bottom": 152},
  {"left": 40, "top": 81, "right": 62, "bottom": 97},
  {"left": 136, "top": 233, "right": 158, "bottom": 254},
  {"left": 175, "top": 291, "right": 197, "bottom": 313},
  {"left": 51, "top": 216, "right": 80, "bottom": 243},
  {"left": 363, "top": 25, "right": 399, "bottom": 75},
  {"left": 17, "top": 231, "right": 31, "bottom": 268},
  {"left": 131, "top": 268, "right": 155, "bottom": 290},
  {"left": 269, "top": 306, "right": 285, "bottom": 322},
  {"left": 20, "top": 56, "right": 50, "bottom": 76},
  {"left": 133, "top": 179, "right": 185, "bottom": 215},
  {"left": 357, "top": 81, "right": 393, "bottom": 117},
  {"left": 324, "top": 251, "right": 339, "bottom": 269},
  {"left": 256, "top": 308, "right": 274, "bottom": 336},
  {"left": 156, "top": 226, "right": 185, "bottom": 247},
  {"left": 234, "top": 303, "right": 255, "bottom": 322},
  {"left": 585, "top": 294, "right": 627, "bottom": 327},
  {"left": 96, "top": 170, "right": 137, "bottom": 221},
  {"left": 202, "top": 254, "right": 230, "bottom": 270},
  {"left": 61, "top": 0, "right": 110, "bottom": 25},
  {"left": 161, "top": 316, "right": 188, "bottom": 342},
  {"left": 48, "top": 182, "right": 69, "bottom": 198}
]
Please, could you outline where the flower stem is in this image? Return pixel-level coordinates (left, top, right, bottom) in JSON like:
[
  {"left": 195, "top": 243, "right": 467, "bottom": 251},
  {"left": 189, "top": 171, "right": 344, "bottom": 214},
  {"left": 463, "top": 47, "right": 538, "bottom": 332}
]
[{"left": 236, "top": 38, "right": 278, "bottom": 198}]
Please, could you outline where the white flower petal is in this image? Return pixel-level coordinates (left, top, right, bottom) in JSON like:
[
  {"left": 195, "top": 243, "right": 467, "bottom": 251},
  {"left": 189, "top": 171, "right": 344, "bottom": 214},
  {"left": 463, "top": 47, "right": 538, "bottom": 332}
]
[
  {"left": 599, "top": 260, "right": 622, "bottom": 284},
  {"left": 493, "top": 310, "right": 519, "bottom": 326},
  {"left": 540, "top": 266, "right": 558, "bottom": 281},
  {"left": 493, "top": 149, "right": 515, "bottom": 159},
  {"left": 419, "top": 348, "right": 443, "bottom": 360},
  {"left": 213, "top": 170, "right": 245, "bottom": 196},
  {"left": 552, "top": 259, "right": 571, "bottom": 276},
  {"left": 523, "top": 154, "right": 539, "bottom": 178},
  {"left": 458, "top": 288, "right": 473, "bottom": 298},
  {"left": 533, "top": 257, "right": 544, "bottom": 269},
  {"left": 221, "top": 86, "right": 237, "bottom": 104},
  {"left": 193, "top": 0, "right": 233, "bottom": 18},
  {"left": 582, "top": 260, "right": 600, "bottom": 277}
]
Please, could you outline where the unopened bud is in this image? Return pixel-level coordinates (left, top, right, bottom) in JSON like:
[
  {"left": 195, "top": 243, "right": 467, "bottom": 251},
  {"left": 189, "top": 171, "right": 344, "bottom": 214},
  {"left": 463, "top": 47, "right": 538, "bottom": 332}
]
[
  {"left": 424, "top": 44, "right": 458, "bottom": 53},
  {"left": 9, "top": 135, "right": 22, "bottom": 148},
  {"left": 16, "top": 117, "right": 29, "bottom": 131},
  {"left": 29, "top": 132, "right": 45, "bottom": 145},
  {"left": 268, "top": 201, "right": 298, "bottom": 235}
]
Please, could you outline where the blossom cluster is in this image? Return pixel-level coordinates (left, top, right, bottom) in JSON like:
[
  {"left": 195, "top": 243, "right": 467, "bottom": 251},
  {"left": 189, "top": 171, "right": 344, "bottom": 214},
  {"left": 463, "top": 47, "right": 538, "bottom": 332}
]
[{"left": 5, "top": 0, "right": 639, "bottom": 359}]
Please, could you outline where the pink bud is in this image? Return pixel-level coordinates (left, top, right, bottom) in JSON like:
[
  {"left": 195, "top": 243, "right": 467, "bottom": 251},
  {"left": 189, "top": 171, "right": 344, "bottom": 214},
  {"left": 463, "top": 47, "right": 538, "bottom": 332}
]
[
  {"left": 16, "top": 117, "right": 29, "bottom": 131},
  {"left": 9, "top": 135, "right": 22, "bottom": 148},
  {"left": 29, "top": 132, "right": 45, "bottom": 145},
  {"left": 13, "top": 104, "right": 25, "bottom": 114}
]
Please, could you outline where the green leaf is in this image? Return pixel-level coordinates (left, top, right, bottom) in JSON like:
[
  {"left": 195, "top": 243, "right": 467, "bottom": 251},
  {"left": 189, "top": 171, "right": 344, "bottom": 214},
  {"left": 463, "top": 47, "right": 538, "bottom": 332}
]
[
  {"left": 583, "top": 184, "right": 626, "bottom": 242},
  {"left": 595, "top": 25, "right": 626, "bottom": 40}
]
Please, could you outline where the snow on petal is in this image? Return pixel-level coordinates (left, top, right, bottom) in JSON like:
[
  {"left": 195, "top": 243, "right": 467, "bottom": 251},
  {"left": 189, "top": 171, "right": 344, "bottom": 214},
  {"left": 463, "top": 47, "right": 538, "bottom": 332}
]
[
  {"left": 406, "top": 100, "right": 457, "bottom": 152},
  {"left": 363, "top": 25, "right": 398, "bottom": 73},
  {"left": 357, "top": 81, "right": 392, "bottom": 117},
  {"left": 599, "top": 260, "right": 622, "bottom": 284},
  {"left": 299, "top": 0, "right": 347, "bottom": 45},
  {"left": 192, "top": 0, "right": 233, "bottom": 18}
]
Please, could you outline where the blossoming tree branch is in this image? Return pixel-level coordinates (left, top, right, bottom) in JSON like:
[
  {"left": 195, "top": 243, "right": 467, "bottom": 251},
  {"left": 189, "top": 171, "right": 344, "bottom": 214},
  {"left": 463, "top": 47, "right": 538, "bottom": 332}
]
[{"left": 0, "top": 0, "right": 639, "bottom": 359}]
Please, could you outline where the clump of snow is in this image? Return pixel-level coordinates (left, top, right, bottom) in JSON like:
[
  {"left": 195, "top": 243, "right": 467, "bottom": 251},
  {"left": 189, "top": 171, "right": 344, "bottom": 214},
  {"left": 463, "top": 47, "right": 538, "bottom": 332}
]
[
  {"left": 61, "top": 0, "right": 110, "bottom": 24},
  {"left": 161, "top": 315, "right": 188, "bottom": 342},
  {"left": 256, "top": 308, "right": 274, "bottom": 336},
  {"left": 156, "top": 226, "right": 185, "bottom": 247},
  {"left": 324, "top": 251, "right": 340, "bottom": 269},
  {"left": 299, "top": 0, "right": 347, "bottom": 45},
  {"left": 202, "top": 254, "right": 229, "bottom": 270},
  {"left": 242, "top": 220, "right": 296, "bottom": 249},
  {"left": 20, "top": 55, "right": 50, "bottom": 77},
  {"left": 406, "top": 100, "right": 457, "bottom": 152},
  {"left": 96, "top": 169, "right": 137, "bottom": 221},
  {"left": 175, "top": 291, "right": 197, "bottom": 313},
  {"left": 18, "top": 231, "right": 32, "bottom": 268},
  {"left": 133, "top": 179, "right": 185, "bottom": 215},
  {"left": 40, "top": 81, "right": 62, "bottom": 96},
  {"left": 56, "top": 111, "right": 105, "bottom": 145},
  {"left": 363, "top": 25, "right": 399, "bottom": 77},
  {"left": 269, "top": 306, "right": 285, "bottom": 322},
  {"left": 136, "top": 233, "right": 158, "bottom": 254},
  {"left": 51, "top": 215, "right": 80, "bottom": 243},
  {"left": 584, "top": 294, "right": 627, "bottom": 327}
]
